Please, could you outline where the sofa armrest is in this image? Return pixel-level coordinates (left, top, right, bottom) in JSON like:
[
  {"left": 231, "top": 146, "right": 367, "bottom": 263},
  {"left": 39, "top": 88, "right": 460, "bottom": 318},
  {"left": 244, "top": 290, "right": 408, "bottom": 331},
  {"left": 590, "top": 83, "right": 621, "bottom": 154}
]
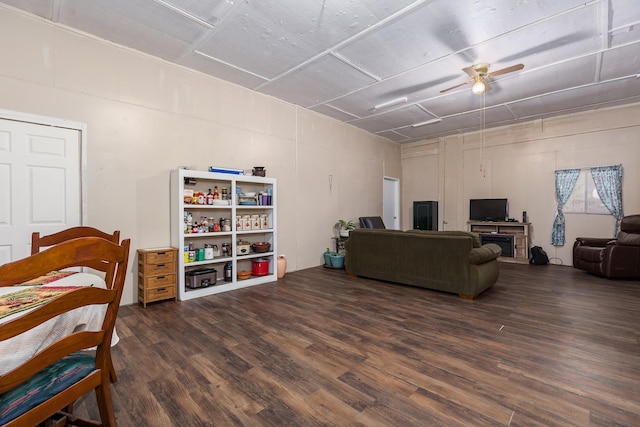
[
  {"left": 574, "top": 237, "right": 614, "bottom": 247},
  {"left": 469, "top": 243, "right": 502, "bottom": 265}
]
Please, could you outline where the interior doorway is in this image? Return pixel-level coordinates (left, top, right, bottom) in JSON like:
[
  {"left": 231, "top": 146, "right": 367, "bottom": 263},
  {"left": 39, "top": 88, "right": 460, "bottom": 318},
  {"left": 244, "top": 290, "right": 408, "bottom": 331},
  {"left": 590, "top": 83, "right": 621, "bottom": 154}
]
[
  {"left": 383, "top": 176, "right": 400, "bottom": 230},
  {"left": 0, "top": 110, "right": 85, "bottom": 264}
]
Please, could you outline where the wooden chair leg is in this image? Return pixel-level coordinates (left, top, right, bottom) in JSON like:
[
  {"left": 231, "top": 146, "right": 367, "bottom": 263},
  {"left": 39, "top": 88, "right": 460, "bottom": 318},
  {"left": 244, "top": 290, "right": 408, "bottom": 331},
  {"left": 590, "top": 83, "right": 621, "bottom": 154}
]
[{"left": 95, "top": 381, "right": 117, "bottom": 427}]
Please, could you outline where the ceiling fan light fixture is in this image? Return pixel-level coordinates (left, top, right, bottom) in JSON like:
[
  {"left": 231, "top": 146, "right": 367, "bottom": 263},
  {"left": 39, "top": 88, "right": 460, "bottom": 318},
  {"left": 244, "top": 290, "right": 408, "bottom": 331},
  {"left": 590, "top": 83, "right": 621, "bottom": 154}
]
[{"left": 471, "top": 80, "right": 486, "bottom": 95}]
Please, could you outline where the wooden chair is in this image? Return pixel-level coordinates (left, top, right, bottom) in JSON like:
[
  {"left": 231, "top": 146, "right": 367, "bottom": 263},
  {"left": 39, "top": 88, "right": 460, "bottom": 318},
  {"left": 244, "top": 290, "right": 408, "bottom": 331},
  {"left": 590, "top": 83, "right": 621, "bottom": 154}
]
[
  {"left": 32, "top": 227, "right": 121, "bottom": 286},
  {"left": 31, "top": 227, "right": 122, "bottom": 383},
  {"left": 0, "top": 237, "right": 130, "bottom": 427}
]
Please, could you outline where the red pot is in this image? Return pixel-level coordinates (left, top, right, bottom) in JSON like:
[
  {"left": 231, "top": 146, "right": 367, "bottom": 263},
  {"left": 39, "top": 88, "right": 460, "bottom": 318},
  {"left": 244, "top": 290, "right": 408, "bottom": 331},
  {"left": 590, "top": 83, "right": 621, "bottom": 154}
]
[{"left": 251, "top": 258, "right": 270, "bottom": 276}]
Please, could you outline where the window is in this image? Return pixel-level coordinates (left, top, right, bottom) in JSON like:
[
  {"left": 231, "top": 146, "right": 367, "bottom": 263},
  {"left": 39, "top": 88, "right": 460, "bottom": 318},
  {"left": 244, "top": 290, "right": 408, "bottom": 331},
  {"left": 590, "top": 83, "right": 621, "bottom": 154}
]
[{"left": 563, "top": 170, "right": 609, "bottom": 214}]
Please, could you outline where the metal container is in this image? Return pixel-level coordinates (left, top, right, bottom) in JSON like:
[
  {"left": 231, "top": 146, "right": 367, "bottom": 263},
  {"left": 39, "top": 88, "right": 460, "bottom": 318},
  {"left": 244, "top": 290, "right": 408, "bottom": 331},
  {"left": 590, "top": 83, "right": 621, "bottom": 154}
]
[{"left": 185, "top": 268, "right": 217, "bottom": 288}]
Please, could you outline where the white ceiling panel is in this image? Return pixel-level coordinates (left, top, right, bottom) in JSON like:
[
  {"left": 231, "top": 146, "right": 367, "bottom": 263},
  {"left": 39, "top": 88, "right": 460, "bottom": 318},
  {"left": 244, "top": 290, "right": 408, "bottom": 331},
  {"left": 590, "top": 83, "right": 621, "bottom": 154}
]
[
  {"left": 0, "top": 0, "right": 54, "bottom": 17},
  {"left": 610, "top": 0, "right": 640, "bottom": 30},
  {"left": 161, "top": 0, "right": 233, "bottom": 26},
  {"left": 600, "top": 43, "right": 640, "bottom": 80},
  {"left": 2, "top": 0, "right": 639, "bottom": 144},
  {"left": 337, "top": 0, "right": 595, "bottom": 80},
  {"left": 327, "top": 55, "right": 463, "bottom": 118},
  {"left": 58, "top": 0, "right": 209, "bottom": 61},
  {"left": 196, "top": 0, "right": 418, "bottom": 80},
  {"left": 350, "top": 105, "right": 437, "bottom": 134},
  {"left": 610, "top": 26, "right": 640, "bottom": 47},
  {"left": 310, "top": 104, "right": 359, "bottom": 122},
  {"left": 335, "top": 2, "right": 468, "bottom": 80},
  {"left": 180, "top": 51, "right": 268, "bottom": 89},
  {"left": 396, "top": 104, "right": 520, "bottom": 139},
  {"left": 258, "top": 54, "right": 377, "bottom": 108},
  {"left": 509, "top": 78, "right": 640, "bottom": 119},
  {"left": 472, "top": 6, "right": 601, "bottom": 68}
]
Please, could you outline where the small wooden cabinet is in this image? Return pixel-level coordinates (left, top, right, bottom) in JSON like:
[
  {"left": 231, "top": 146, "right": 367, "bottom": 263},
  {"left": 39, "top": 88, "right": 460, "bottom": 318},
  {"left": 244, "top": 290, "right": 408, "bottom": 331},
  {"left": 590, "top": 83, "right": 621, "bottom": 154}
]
[{"left": 137, "top": 247, "right": 178, "bottom": 307}]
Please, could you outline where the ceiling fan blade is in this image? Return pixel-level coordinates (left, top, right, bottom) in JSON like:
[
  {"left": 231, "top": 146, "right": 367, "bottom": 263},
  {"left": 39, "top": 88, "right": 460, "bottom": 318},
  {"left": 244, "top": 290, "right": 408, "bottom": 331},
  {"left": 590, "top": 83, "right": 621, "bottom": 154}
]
[
  {"left": 440, "top": 81, "right": 471, "bottom": 93},
  {"left": 483, "top": 80, "right": 492, "bottom": 93},
  {"left": 487, "top": 63, "right": 524, "bottom": 78},
  {"left": 462, "top": 66, "right": 480, "bottom": 79}
]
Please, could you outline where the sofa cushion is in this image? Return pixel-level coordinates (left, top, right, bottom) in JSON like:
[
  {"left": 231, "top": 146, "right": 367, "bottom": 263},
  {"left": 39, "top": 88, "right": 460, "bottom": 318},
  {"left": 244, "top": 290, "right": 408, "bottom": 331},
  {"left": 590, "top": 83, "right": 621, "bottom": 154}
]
[
  {"left": 405, "top": 230, "right": 482, "bottom": 248},
  {"left": 616, "top": 231, "right": 640, "bottom": 246},
  {"left": 620, "top": 215, "right": 640, "bottom": 233},
  {"left": 0, "top": 352, "right": 95, "bottom": 424}
]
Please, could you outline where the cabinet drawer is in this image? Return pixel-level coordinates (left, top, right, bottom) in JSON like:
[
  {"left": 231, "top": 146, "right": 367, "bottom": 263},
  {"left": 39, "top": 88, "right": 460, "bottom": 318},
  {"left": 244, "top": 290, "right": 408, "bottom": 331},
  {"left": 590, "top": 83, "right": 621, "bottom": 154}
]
[
  {"left": 138, "top": 273, "right": 176, "bottom": 289},
  {"left": 139, "top": 261, "right": 176, "bottom": 276},
  {"left": 144, "top": 284, "right": 176, "bottom": 302},
  {"left": 140, "top": 249, "right": 176, "bottom": 265}
]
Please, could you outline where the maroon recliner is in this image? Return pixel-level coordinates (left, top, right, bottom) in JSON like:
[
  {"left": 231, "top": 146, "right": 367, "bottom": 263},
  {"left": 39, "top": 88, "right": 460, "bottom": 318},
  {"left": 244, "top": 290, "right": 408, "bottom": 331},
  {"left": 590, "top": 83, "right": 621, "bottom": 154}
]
[{"left": 573, "top": 214, "right": 640, "bottom": 278}]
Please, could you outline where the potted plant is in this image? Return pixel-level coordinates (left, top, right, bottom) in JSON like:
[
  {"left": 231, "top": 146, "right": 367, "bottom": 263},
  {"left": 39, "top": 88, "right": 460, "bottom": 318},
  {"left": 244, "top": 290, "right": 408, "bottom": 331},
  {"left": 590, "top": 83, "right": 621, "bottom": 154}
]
[
  {"left": 335, "top": 219, "right": 356, "bottom": 237},
  {"left": 323, "top": 248, "right": 334, "bottom": 267},
  {"left": 329, "top": 252, "right": 345, "bottom": 269}
]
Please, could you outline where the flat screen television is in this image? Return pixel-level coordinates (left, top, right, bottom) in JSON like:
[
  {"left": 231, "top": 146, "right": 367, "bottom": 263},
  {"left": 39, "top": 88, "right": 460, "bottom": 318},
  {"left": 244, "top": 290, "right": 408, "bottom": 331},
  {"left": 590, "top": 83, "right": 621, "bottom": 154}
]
[{"left": 469, "top": 198, "right": 509, "bottom": 222}]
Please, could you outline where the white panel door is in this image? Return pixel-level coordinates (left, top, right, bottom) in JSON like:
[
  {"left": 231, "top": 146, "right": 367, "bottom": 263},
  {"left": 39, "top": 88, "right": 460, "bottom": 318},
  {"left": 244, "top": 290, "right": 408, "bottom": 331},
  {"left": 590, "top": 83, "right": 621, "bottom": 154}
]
[
  {"left": 383, "top": 176, "right": 400, "bottom": 230},
  {"left": 0, "top": 118, "right": 81, "bottom": 264}
]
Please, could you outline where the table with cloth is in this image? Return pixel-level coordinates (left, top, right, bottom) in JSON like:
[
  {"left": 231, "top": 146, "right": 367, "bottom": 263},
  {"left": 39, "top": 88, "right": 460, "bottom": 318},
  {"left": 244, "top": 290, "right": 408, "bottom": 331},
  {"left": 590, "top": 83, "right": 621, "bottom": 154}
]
[{"left": 0, "top": 271, "right": 119, "bottom": 376}]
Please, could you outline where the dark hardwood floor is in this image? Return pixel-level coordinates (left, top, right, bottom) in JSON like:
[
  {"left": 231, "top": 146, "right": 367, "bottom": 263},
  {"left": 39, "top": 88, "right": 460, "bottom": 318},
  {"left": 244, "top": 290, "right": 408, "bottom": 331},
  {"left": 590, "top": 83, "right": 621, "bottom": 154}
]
[{"left": 77, "top": 263, "right": 640, "bottom": 426}]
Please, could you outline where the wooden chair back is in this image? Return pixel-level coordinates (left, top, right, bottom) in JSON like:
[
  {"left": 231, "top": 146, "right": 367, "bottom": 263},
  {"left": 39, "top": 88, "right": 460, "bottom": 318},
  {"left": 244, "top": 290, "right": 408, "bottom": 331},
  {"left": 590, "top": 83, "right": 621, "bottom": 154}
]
[
  {"left": 31, "top": 227, "right": 121, "bottom": 287},
  {"left": 0, "top": 237, "right": 130, "bottom": 426}
]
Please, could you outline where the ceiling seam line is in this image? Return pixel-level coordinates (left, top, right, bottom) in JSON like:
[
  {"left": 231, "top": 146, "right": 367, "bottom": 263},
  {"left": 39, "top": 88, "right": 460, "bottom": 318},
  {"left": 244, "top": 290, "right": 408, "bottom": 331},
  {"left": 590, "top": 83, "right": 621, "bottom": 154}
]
[
  {"left": 253, "top": 0, "right": 430, "bottom": 90},
  {"left": 609, "top": 20, "right": 640, "bottom": 34},
  {"left": 330, "top": 52, "right": 381, "bottom": 82},
  {"left": 312, "top": 104, "right": 362, "bottom": 120},
  {"left": 150, "top": 0, "right": 215, "bottom": 28},
  {"left": 193, "top": 51, "right": 270, "bottom": 82}
]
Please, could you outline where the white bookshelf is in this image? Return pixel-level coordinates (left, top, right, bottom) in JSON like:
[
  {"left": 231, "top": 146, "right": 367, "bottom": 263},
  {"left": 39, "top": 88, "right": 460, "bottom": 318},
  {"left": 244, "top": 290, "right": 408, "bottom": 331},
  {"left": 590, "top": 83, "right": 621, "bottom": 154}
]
[{"left": 170, "top": 168, "right": 277, "bottom": 301}]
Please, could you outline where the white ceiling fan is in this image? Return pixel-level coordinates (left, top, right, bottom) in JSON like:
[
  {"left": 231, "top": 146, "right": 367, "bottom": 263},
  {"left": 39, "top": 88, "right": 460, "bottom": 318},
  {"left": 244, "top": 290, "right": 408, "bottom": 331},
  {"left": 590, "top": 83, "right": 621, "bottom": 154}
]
[{"left": 440, "top": 63, "right": 524, "bottom": 94}]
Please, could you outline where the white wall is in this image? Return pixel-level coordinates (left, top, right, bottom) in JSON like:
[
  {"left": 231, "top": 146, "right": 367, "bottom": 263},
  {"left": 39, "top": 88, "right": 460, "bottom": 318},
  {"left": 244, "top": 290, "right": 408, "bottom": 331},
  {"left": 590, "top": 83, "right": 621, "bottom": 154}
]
[
  {"left": 0, "top": 7, "right": 401, "bottom": 305},
  {"left": 402, "top": 105, "right": 640, "bottom": 266}
]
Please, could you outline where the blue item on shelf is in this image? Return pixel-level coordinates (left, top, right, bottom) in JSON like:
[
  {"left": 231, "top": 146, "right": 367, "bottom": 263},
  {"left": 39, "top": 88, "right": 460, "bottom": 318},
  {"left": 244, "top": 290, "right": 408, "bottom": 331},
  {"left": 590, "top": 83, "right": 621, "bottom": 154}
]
[{"left": 208, "top": 166, "right": 244, "bottom": 175}]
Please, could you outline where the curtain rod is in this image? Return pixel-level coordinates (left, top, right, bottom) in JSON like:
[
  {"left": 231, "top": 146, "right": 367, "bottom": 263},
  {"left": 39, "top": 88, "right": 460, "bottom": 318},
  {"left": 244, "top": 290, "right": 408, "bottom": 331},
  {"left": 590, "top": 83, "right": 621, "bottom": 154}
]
[{"left": 556, "top": 164, "right": 622, "bottom": 172}]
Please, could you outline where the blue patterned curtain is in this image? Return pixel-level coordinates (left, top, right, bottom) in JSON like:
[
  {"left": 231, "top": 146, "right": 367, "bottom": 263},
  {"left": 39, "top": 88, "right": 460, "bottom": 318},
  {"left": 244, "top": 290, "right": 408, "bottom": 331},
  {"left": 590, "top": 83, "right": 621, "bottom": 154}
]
[
  {"left": 551, "top": 168, "right": 580, "bottom": 246},
  {"left": 591, "top": 165, "right": 623, "bottom": 237}
]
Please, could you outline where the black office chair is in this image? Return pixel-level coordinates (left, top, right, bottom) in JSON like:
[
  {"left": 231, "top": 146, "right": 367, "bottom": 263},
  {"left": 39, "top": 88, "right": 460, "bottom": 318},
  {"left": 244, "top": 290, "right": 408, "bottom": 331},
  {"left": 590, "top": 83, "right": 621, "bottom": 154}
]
[{"left": 359, "top": 216, "right": 386, "bottom": 229}]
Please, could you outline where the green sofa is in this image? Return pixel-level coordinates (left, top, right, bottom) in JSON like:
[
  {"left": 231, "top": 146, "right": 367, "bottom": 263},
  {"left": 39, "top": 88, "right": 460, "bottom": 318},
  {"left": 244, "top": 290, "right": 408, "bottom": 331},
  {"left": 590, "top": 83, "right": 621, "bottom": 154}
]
[{"left": 344, "top": 229, "right": 502, "bottom": 298}]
